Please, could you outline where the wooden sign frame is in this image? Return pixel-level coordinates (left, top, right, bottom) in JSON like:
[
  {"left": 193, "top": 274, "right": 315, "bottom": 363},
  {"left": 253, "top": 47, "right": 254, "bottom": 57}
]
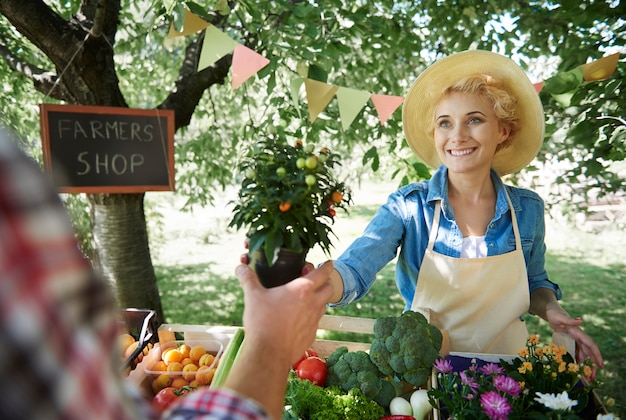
[{"left": 40, "top": 104, "right": 175, "bottom": 193}]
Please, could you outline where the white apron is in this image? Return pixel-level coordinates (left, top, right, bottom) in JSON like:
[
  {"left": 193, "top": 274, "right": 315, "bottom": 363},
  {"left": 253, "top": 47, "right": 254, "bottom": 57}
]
[{"left": 410, "top": 189, "right": 529, "bottom": 355}]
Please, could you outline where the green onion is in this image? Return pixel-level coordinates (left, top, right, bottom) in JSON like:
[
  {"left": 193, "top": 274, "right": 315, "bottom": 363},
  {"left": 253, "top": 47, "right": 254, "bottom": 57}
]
[{"left": 210, "top": 328, "right": 245, "bottom": 389}]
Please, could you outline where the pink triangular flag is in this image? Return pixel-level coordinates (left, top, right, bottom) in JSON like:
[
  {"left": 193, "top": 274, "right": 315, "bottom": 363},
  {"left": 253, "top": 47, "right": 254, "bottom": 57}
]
[
  {"left": 231, "top": 44, "right": 270, "bottom": 89},
  {"left": 371, "top": 94, "right": 404, "bottom": 126},
  {"left": 304, "top": 79, "right": 339, "bottom": 123},
  {"left": 533, "top": 82, "right": 544, "bottom": 93}
]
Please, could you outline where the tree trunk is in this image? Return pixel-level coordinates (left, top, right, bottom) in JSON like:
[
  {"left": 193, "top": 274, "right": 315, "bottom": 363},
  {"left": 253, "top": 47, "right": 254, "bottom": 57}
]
[{"left": 89, "top": 192, "right": 163, "bottom": 320}]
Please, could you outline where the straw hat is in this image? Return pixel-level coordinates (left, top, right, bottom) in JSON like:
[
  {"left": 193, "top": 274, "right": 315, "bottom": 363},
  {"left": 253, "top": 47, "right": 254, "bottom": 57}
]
[{"left": 402, "top": 50, "right": 545, "bottom": 175}]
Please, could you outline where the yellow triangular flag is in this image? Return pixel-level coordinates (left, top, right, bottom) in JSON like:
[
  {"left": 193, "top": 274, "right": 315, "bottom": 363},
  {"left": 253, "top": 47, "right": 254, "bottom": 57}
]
[
  {"left": 166, "top": 9, "right": 209, "bottom": 38},
  {"left": 197, "top": 25, "right": 239, "bottom": 72},
  {"left": 336, "top": 87, "right": 371, "bottom": 131},
  {"left": 370, "top": 94, "right": 404, "bottom": 126},
  {"left": 231, "top": 44, "right": 270, "bottom": 89},
  {"left": 304, "top": 79, "right": 339, "bottom": 123},
  {"left": 580, "top": 52, "right": 620, "bottom": 82}
]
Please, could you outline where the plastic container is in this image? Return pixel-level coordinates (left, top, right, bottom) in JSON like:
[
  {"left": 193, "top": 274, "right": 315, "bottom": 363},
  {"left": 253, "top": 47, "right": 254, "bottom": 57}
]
[{"left": 144, "top": 339, "right": 224, "bottom": 394}]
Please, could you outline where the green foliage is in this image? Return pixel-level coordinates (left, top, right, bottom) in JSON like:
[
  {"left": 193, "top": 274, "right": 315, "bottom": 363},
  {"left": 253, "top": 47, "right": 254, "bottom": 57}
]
[
  {"left": 284, "top": 372, "right": 385, "bottom": 420},
  {"left": 369, "top": 310, "right": 443, "bottom": 388},
  {"left": 228, "top": 136, "right": 351, "bottom": 262},
  {"left": 324, "top": 346, "right": 397, "bottom": 408},
  {"left": 2, "top": 0, "right": 624, "bottom": 218}
]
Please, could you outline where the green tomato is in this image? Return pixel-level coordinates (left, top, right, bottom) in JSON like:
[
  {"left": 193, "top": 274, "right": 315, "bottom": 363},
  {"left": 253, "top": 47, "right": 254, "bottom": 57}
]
[
  {"left": 305, "top": 174, "right": 316, "bottom": 186},
  {"left": 305, "top": 156, "right": 318, "bottom": 169},
  {"left": 245, "top": 169, "right": 255, "bottom": 179},
  {"left": 304, "top": 144, "right": 315, "bottom": 153},
  {"left": 296, "top": 158, "right": 306, "bottom": 169},
  {"left": 276, "top": 167, "right": 286, "bottom": 177}
]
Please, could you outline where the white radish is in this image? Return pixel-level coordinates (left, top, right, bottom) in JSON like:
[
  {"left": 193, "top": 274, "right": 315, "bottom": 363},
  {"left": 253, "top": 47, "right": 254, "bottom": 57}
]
[
  {"left": 410, "top": 389, "right": 431, "bottom": 420},
  {"left": 389, "top": 396, "right": 413, "bottom": 416}
]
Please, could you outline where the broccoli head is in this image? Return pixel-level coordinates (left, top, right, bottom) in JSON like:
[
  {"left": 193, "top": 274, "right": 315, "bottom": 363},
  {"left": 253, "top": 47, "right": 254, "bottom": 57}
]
[
  {"left": 369, "top": 310, "right": 443, "bottom": 387},
  {"left": 325, "top": 346, "right": 396, "bottom": 407}
]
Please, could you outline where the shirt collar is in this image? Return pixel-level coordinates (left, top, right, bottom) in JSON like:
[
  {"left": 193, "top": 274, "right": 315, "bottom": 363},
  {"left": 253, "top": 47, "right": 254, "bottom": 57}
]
[{"left": 426, "top": 166, "right": 520, "bottom": 220}]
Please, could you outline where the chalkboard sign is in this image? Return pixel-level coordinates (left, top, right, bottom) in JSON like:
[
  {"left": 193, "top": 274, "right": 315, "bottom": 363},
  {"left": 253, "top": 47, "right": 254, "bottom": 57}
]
[{"left": 40, "top": 104, "right": 175, "bottom": 193}]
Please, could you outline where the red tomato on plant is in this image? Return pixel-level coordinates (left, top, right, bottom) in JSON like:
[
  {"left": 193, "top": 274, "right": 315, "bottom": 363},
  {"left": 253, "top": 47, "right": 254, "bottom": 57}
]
[
  {"left": 295, "top": 356, "right": 327, "bottom": 385},
  {"left": 292, "top": 348, "right": 319, "bottom": 370}
]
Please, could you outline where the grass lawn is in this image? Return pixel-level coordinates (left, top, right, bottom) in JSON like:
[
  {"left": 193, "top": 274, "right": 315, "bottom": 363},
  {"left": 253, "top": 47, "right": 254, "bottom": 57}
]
[{"left": 150, "top": 181, "right": 625, "bottom": 417}]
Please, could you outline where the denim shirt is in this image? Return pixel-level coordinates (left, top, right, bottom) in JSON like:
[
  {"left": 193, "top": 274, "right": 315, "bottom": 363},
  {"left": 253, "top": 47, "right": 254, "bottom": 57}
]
[{"left": 332, "top": 166, "right": 562, "bottom": 310}]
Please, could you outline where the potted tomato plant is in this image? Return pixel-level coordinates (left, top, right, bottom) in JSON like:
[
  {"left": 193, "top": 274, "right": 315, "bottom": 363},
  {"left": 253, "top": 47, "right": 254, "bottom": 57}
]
[{"left": 229, "top": 136, "right": 351, "bottom": 288}]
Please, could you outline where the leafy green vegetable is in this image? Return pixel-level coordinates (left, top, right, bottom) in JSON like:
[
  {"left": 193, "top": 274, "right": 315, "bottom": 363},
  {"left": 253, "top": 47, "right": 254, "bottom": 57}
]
[{"left": 284, "top": 372, "right": 385, "bottom": 420}]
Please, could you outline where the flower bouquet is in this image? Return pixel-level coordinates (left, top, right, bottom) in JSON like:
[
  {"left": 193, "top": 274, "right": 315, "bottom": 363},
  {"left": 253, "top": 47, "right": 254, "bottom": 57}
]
[
  {"left": 229, "top": 136, "right": 351, "bottom": 287},
  {"left": 428, "top": 335, "right": 605, "bottom": 419}
]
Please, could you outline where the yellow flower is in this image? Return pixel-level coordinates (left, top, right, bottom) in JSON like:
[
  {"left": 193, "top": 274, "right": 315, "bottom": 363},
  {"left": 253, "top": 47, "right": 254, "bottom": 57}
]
[
  {"left": 583, "top": 365, "right": 592, "bottom": 378},
  {"left": 518, "top": 361, "right": 533, "bottom": 374},
  {"left": 567, "top": 363, "right": 580, "bottom": 373},
  {"left": 519, "top": 348, "right": 529, "bottom": 358},
  {"left": 558, "top": 361, "right": 566, "bottom": 373},
  {"left": 529, "top": 334, "right": 540, "bottom": 345}
]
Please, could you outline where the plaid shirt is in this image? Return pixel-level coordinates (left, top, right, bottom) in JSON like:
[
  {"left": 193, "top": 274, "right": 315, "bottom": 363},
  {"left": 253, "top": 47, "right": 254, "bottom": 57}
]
[
  {"left": 167, "top": 388, "right": 270, "bottom": 419},
  {"left": 0, "top": 130, "right": 268, "bottom": 420}
]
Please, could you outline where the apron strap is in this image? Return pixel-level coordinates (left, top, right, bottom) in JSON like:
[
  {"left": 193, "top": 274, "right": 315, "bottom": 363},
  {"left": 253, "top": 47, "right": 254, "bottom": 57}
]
[
  {"left": 502, "top": 186, "right": 522, "bottom": 251},
  {"left": 427, "top": 201, "right": 441, "bottom": 251}
]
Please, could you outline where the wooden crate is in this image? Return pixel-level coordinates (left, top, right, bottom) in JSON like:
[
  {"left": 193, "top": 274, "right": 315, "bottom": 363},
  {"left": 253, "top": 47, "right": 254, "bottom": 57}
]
[{"left": 311, "top": 314, "right": 375, "bottom": 358}]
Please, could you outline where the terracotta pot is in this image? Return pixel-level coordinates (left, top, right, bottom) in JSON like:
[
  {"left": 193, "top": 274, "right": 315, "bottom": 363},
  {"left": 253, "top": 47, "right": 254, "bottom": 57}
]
[{"left": 249, "top": 247, "right": 308, "bottom": 288}]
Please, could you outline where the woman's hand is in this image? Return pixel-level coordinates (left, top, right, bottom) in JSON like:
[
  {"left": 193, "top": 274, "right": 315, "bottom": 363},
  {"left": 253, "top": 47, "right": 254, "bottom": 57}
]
[
  {"left": 546, "top": 308, "right": 604, "bottom": 377},
  {"left": 531, "top": 288, "right": 603, "bottom": 377}
]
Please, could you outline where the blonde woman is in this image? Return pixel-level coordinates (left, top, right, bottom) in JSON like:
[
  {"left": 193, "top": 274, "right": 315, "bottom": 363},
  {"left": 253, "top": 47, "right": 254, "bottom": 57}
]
[{"left": 326, "top": 50, "right": 603, "bottom": 373}]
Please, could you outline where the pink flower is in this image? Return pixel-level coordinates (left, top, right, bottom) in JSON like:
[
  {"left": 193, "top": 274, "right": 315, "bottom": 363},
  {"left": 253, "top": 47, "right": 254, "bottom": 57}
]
[
  {"left": 493, "top": 375, "right": 522, "bottom": 397},
  {"left": 480, "top": 363, "right": 505, "bottom": 376},
  {"left": 480, "top": 390, "right": 513, "bottom": 420},
  {"left": 460, "top": 371, "right": 480, "bottom": 393},
  {"left": 434, "top": 358, "right": 454, "bottom": 374}
]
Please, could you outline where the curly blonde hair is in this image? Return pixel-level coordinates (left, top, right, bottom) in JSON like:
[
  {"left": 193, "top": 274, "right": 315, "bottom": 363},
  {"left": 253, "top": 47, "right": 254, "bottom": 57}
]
[{"left": 431, "top": 74, "right": 519, "bottom": 151}]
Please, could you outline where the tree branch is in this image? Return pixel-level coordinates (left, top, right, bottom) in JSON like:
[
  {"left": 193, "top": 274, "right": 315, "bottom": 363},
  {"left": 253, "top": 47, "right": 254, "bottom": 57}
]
[
  {"left": 159, "top": 11, "right": 233, "bottom": 130},
  {"left": 0, "top": 42, "right": 73, "bottom": 101}
]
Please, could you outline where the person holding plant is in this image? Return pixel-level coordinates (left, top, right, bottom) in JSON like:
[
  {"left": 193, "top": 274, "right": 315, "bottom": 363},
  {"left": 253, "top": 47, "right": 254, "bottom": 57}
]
[
  {"left": 324, "top": 50, "right": 603, "bottom": 372},
  {"left": 0, "top": 124, "right": 334, "bottom": 420}
]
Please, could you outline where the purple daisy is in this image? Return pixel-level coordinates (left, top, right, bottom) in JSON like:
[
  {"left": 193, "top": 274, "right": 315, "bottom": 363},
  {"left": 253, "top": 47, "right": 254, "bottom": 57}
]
[
  {"left": 493, "top": 375, "right": 522, "bottom": 397},
  {"left": 434, "top": 358, "right": 454, "bottom": 374},
  {"left": 480, "top": 390, "right": 513, "bottom": 420},
  {"left": 460, "top": 371, "right": 480, "bottom": 393},
  {"left": 480, "top": 362, "right": 505, "bottom": 376}
]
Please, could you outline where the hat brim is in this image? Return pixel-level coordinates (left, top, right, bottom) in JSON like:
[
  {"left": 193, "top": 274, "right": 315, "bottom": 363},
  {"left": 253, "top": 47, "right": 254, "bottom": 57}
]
[{"left": 402, "top": 50, "right": 545, "bottom": 175}]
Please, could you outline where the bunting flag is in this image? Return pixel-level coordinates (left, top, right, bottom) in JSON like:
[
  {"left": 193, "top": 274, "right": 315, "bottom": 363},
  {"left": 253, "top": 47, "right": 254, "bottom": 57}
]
[
  {"left": 304, "top": 79, "right": 339, "bottom": 123},
  {"left": 336, "top": 87, "right": 372, "bottom": 131},
  {"left": 183, "top": 9, "right": 621, "bottom": 130},
  {"left": 580, "top": 52, "right": 619, "bottom": 82},
  {"left": 166, "top": 8, "right": 209, "bottom": 38},
  {"left": 197, "top": 25, "right": 239, "bottom": 72},
  {"left": 371, "top": 94, "right": 405, "bottom": 126},
  {"left": 231, "top": 44, "right": 271, "bottom": 89}
]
